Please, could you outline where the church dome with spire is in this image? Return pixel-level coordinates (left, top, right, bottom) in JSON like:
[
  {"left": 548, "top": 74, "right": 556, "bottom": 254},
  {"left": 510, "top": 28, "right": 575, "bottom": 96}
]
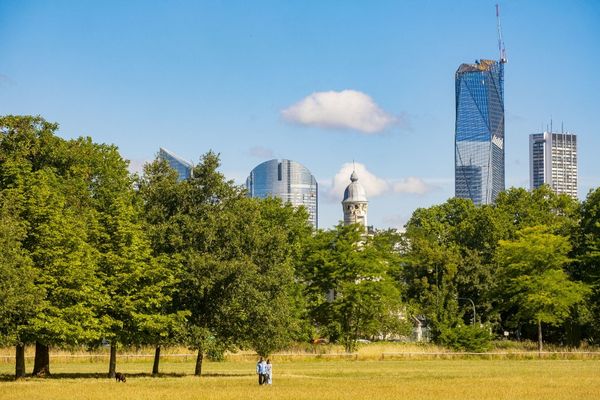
[
  {"left": 343, "top": 171, "right": 368, "bottom": 203},
  {"left": 342, "top": 170, "right": 368, "bottom": 228}
]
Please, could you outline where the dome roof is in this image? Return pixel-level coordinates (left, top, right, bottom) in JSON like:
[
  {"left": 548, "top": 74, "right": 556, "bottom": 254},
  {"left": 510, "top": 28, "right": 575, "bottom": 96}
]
[{"left": 342, "top": 171, "right": 367, "bottom": 203}]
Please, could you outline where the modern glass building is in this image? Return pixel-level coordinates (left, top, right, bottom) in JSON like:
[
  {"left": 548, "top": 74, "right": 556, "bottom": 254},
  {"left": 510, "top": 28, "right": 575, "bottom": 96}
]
[
  {"left": 455, "top": 59, "right": 505, "bottom": 205},
  {"left": 529, "top": 131, "right": 577, "bottom": 198},
  {"left": 158, "top": 147, "right": 193, "bottom": 181},
  {"left": 246, "top": 159, "right": 318, "bottom": 228}
]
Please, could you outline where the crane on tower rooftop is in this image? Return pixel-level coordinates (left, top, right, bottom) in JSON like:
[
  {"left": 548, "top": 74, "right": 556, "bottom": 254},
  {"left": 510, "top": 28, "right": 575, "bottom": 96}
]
[{"left": 496, "top": 4, "right": 507, "bottom": 64}]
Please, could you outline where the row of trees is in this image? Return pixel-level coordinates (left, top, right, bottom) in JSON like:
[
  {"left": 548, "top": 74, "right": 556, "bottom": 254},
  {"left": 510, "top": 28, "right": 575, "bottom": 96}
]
[
  {"left": 0, "top": 116, "right": 598, "bottom": 379},
  {"left": 401, "top": 188, "right": 598, "bottom": 351},
  {"left": 0, "top": 116, "right": 311, "bottom": 378}
]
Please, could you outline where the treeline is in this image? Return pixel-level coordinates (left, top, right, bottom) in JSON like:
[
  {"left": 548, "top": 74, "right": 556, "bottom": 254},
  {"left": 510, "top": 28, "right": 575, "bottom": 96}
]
[{"left": 0, "top": 116, "right": 598, "bottom": 380}]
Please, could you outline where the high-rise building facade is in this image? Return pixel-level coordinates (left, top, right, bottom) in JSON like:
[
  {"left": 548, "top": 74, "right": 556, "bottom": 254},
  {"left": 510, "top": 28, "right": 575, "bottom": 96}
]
[
  {"left": 529, "top": 131, "right": 577, "bottom": 198},
  {"left": 158, "top": 147, "right": 193, "bottom": 181},
  {"left": 246, "top": 159, "right": 318, "bottom": 228},
  {"left": 455, "top": 59, "right": 505, "bottom": 205}
]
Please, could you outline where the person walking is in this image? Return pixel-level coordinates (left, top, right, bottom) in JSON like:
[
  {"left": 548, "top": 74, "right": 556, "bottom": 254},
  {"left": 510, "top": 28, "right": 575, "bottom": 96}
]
[
  {"left": 265, "top": 359, "right": 273, "bottom": 385},
  {"left": 256, "top": 357, "right": 267, "bottom": 385}
]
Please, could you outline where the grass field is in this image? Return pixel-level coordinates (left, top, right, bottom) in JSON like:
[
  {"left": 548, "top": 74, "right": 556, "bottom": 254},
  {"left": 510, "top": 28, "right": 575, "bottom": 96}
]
[{"left": 1, "top": 356, "right": 600, "bottom": 400}]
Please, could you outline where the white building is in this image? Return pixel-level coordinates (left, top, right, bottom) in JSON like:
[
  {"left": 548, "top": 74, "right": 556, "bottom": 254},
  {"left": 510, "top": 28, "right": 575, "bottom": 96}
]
[
  {"left": 529, "top": 132, "right": 578, "bottom": 198},
  {"left": 342, "top": 171, "right": 368, "bottom": 229}
]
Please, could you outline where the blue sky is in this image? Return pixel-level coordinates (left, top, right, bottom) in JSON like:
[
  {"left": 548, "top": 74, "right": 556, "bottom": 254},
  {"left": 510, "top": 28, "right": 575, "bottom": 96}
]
[{"left": 1, "top": 0, "right": 598, "bottom": 229}]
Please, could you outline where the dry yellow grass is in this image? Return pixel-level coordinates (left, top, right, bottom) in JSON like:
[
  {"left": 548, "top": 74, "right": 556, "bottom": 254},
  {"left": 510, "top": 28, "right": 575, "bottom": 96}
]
[{"left": 1, "top": 357, "right": 599, "bottom": 400}]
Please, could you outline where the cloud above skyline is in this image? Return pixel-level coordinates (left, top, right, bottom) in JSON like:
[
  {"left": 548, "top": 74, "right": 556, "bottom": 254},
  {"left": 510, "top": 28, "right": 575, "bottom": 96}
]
[
  {"left": 281, "top": 90, "right": 396, "bottom": 134},
  {"left": 393, "top": 177, "right": 435, "bottom": 195},
  {"left": 324, "top": 162, "right": 436, "bottom": 202}
]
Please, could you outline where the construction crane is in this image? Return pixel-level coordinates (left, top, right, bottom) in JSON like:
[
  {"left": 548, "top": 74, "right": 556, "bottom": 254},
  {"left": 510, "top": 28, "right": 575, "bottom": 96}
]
[{"left": 496, "top": 4, "right": 507, "bottom": 64}]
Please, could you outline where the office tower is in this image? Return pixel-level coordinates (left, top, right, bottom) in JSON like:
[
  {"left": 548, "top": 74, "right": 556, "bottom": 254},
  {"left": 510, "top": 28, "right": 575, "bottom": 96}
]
[
  {"left": 246, "top": 159, "right": 318, "bottom": 228},
  {"left": 454, "top": 59, "right": 505, "bottom": 205},
  {"left": 529, "top": 131, "right": 577, "bottom": 198},
  {"left": 158, "top": 147, "right": 193, "bottom": 181},
  {"left": 342, "top": 171, "right": 368, "bottom": 229},
  {"left": 454, "top": 6, "right": 507, "bottom": 205}
]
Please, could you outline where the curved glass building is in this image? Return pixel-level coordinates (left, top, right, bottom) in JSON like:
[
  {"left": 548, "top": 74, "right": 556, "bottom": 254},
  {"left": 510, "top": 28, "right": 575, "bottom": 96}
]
[
  {"left": 246, "top": 159, "right": 318, "bottom": 228},
  {"left": 455, "top": 59, "right": 505, "bottom": 205}
]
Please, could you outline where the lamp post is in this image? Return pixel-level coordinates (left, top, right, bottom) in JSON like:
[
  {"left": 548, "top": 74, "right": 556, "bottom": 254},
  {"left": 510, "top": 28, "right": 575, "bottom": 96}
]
[{"left": 458, "top": 297, "right": 476, "bottom": 325}]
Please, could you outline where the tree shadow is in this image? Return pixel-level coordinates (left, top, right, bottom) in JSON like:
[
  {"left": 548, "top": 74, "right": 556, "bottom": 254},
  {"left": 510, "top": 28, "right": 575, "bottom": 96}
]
[{"left": 0, "top": 372, "right": 253, "bottom": 381}]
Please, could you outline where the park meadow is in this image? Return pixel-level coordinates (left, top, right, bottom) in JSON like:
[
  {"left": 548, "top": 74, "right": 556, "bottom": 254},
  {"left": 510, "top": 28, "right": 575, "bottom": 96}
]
[{"left": 2, "top": 344, "right": 600, "bottom": 400}]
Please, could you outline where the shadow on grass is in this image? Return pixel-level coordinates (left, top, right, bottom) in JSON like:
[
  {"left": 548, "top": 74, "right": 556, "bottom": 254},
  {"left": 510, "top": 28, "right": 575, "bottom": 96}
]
[{"left": 0, "top": 372, "right": 252, "bottom": 381}]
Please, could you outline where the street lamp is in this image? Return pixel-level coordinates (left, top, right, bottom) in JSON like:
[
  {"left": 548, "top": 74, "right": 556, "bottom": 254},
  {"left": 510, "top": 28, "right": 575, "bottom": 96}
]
[{"left": 458, "top": 297, "right": 476, "bottom": 325}]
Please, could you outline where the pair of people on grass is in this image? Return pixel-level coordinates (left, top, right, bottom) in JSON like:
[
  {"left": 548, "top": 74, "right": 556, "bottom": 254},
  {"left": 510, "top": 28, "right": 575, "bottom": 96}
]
[{"left": 256, "top": 357, "right": 272, "bottom": 385}]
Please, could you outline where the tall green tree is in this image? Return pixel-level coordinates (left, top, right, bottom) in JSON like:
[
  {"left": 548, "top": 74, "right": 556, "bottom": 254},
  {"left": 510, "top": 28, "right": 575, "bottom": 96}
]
[
  {"left": 300, "top": 224, "right": 405, "bottom": 352},
  {"left": 572, "top": 188, "right": 600, "bottom": 342},
  {"left": 496, "top": 226, "right": 590, "bottom": 351},
  {"left": 0, "top": 116, "right": 106, "bottom": 375},
  {"left": 402, "top": 198, "right": 497, "bottom": 331},
  {"left": 81, "top": 142, "right": 185, "bottom": 378},
  {"left": 0, "top": 195, "right": 42, "bottom": 378},
  {"left": 140, "top": 152, "right": 310, "bottom": 375},
  {"left": 133, "top": 158, "right": 190, "bottom": 375}
]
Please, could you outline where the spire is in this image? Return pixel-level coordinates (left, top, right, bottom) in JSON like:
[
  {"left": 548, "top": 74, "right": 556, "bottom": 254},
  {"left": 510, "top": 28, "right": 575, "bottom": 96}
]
[
  {"left": 350, "top": 170, "right": 358, "bottom": 182},
  {"left": 496, "top": 4, "right": 507, "bottom": 63}
]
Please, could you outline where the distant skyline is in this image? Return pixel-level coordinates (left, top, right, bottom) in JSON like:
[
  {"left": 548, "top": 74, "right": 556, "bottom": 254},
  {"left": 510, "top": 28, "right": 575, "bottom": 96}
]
[{"left": 1, "top": 0, "right": 598, "bottom": 229}]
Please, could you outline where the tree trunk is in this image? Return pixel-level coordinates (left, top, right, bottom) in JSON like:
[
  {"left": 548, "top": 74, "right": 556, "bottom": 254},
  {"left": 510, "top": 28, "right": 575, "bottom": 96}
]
[
  {"left": 537, "top": 319, "right": 543, "bottom": 354},
  {"left": 15, "top": 343, "right": 26, "bottom": 379},
  {"left": 108, "top": 343, "right": 117, "bottom": 378},
  {"left": 194, "top": 350, "right": 203, "bottom": 376},
  {"left": 32, "top": 342, "right": 50, "bottom": 376},
  {"left": 152, "top": 345, "right": 161, "bottom": 376}
]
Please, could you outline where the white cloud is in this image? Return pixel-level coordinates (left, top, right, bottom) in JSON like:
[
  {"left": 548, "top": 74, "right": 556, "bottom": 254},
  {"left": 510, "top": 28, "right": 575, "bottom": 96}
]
[
  {"left": 393, "top": 177, "right": 435, "bottom": 195},
  {"left": 282, "top": 90, "right": 396, "bottom": 134},
  {"left": 327, "top": 162, "right": 389, "bottom": 201},
  {"left": 325, "top": 164, "right": 436, "bottom": 202}
]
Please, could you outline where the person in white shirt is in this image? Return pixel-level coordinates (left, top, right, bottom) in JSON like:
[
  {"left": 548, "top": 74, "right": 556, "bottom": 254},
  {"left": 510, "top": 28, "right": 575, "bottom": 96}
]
[{"left": 265, "top": 359, "right": 272, "bottom": 385}]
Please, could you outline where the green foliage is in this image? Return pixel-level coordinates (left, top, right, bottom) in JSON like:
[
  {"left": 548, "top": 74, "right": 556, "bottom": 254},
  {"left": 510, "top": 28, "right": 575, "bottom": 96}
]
[
  {"left": 300, "top": 224, "right": 404, "bottom": 352},
  {"left": 139, "top": 152, "right": 312, "bottom": 364},
  {"left": 0, "top": 199, "right": 41, "bottom": 346},
  {"left": 1, "top": 114, "right": 598, "bottom": 368},
  {"left": 0, "top": 116, "right": 105, "bottom": 347},
  {"left": 572, "top": 188, "right": 600, "bottom": 342},
  {"left": 437, "top": 323, "right": 494, "bottom": 352},
  {"left": 496, "top": 226, "right": 590, "bottom": 349}
]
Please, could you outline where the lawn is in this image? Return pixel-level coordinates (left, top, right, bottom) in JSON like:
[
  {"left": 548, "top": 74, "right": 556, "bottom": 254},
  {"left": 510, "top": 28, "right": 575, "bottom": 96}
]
[{"left": 1, "top": 357, "right": 599, "bottom": 400}]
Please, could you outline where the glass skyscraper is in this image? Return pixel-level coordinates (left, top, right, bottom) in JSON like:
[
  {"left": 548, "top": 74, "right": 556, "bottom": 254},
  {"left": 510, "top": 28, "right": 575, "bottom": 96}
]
[
  {"left": 246, "top": 159, "right": 318, "bottom": 228},
  {"left": 158, "top": 147, "right": 193, "bottom": 181},
  {"left": 455, "top": 59, "right": 505, "bottom": 205}
]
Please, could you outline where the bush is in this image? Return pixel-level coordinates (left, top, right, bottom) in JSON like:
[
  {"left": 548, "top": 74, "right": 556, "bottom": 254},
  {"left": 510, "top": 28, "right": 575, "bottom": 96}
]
[{"left": 437, "top": 324, "right": 494, "bottom": 352}]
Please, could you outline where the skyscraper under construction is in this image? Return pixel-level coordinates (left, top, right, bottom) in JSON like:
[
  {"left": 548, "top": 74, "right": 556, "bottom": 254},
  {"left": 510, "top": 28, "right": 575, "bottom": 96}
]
[{"left": 454, "top": 6, "right": 506, "bottom": 205}]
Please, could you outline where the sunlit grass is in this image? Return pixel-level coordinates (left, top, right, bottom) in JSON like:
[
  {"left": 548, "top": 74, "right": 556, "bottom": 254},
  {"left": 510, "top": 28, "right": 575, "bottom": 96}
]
[{"left": 1, "top": 356, "right": 599, "bottom": 400}]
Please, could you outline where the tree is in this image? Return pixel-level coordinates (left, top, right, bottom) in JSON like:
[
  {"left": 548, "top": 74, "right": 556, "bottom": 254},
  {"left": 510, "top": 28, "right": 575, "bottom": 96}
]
[
  {"left": 495, "top": 186, "right": 580, "bottom": 239},
  {"left": 402, "top": 198, "right": 502, "bottom": 326},
  {"left": 81, "top": 142, "right": 185, "bottom": 378},
  {"left": 496, "top": 226, "right": 590, "bottom": 351},
  {"left": 0, "top": 195, "right": 42, "bottom": 379},
  {"left": 0, "top": 116, "right": 107, "bottom": 376},
  {"left": 300, "top": 224, "right": 405, "bottom": 352},
  {"left": 136, "top": 158, "right": 190, "bottom": 375},
  {"left": 140, "top": 152, "right": 310, "bottom": 375},
  {"left": 572, "top": 187, "right": 600, "bottom": 342}
]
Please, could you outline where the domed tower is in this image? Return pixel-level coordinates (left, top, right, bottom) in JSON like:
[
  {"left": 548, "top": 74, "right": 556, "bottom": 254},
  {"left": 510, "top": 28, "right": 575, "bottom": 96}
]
[{"left": 342, "top": 171, "right": 368, "bottom": 228}]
